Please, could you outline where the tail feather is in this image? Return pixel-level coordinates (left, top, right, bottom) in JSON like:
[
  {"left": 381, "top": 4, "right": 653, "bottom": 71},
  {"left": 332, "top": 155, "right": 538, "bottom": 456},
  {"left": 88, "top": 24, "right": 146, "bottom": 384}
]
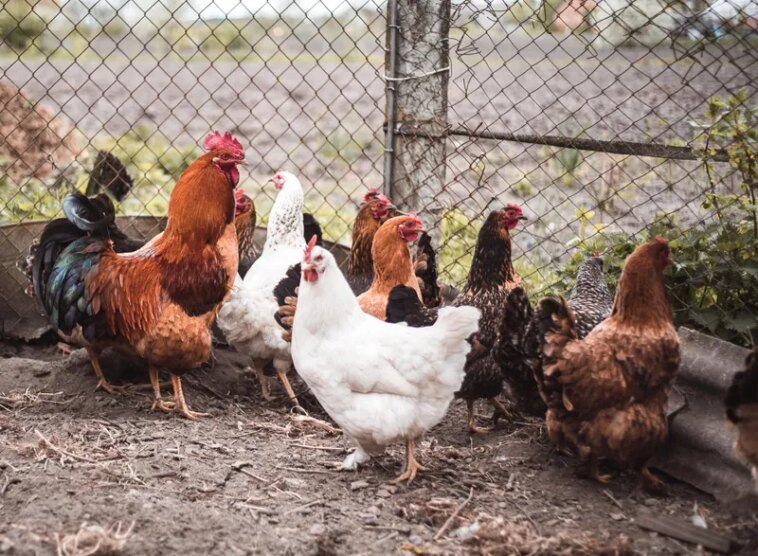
[
  {"left": 32, "top": 218, "right": 88, "bottom": 306},
  {"left": 533, "top": 296, "right": 578, "bottom": 408},
  {"left": 414, "top": 232, "right": 441, "bottom": 307},
  {"left": 493, "top": 287, "right": 545, "bottom": 415},
  {"left": 86, "top": 151, "right": 134, "bottom": 201},
  {"left": 42, "top": 238, "right": 109, "bottom": 340},
  {"left": 386, "top": 284, "right": 437, "bottom": 327},
  {"left": 273, "top": 263, "right": 301, "bottom": 342},
  {"left": 303, "top": 213, "right": 323, "bottom": 247},
  {"left": 434, "top": 305, "right": 481, "bottom": 359}
]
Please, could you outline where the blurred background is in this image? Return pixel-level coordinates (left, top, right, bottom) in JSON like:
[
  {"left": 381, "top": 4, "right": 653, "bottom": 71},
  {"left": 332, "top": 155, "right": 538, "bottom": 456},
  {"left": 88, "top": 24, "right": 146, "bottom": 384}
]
[{"left": 0, "top": 0, "right": 756, "bottom": 344}]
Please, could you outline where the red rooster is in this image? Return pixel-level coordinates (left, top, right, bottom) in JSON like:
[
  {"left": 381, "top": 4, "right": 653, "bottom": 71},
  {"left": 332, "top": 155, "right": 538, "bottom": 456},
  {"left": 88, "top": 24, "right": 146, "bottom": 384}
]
[{"left": 32, "top": 131, "right": 245, "bottom": 419}]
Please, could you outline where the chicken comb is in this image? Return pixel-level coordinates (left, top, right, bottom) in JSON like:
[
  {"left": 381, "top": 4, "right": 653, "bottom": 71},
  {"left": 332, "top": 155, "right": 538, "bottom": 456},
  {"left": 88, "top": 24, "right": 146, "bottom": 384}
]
[
  {"left": 593, "top": 249, "right": 600, "bottom": 257},
  {"left": 304, "top": 234, "right": 318, "bottom": 261},
  {"left": 363, "top": 187, "right": 379, "bottom": 202},
  {"left": 203, "top": 131, "right": 244, "bottom": 157},
  {"left": 504, "top": 202, "right": 523, "bottom": 212},
  {"left": 234, "top": 188, "right": 247, "bottom": 202}
]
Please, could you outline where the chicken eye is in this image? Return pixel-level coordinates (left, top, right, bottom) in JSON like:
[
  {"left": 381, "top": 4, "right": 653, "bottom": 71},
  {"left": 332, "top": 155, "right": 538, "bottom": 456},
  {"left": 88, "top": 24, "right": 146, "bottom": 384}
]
[{"left": 315, "top": 255, "right": 323, "bottom": 262}]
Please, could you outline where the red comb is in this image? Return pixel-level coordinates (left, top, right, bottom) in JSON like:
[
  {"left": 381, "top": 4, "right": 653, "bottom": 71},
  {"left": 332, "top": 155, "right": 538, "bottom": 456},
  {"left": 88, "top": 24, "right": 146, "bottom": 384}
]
[
  {"left": 203, "top": 131, "right": 244, "bottom": 158},
  {"left": 304, "top": 235, "right": 318, "bottom": 260},
  {"left": 504, "top": 203, "right": 522, "bottom": 211},
  {"left": 235, "top": 188, "right": 246, "bottom": 201},
  {"left": 593, "top": 249, "right": 599, "bottom": 257},
  {"left": 363, "top": 188, "right": 379, "bottom": 202}
]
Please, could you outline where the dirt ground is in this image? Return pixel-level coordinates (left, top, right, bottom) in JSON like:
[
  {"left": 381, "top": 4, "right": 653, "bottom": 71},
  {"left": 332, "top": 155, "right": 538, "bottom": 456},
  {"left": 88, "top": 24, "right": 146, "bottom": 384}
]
[{"left": 1, "top": 338, "right": 756, "bottom": 556}]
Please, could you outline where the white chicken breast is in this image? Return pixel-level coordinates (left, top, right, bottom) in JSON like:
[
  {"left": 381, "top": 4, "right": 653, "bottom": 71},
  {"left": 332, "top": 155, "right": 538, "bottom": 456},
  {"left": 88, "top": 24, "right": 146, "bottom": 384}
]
[
  {"left": 217, "top": 171, "right": 305, "bottom": 408},
  {"left": 291, "top": 239, "right": 480, "bottom": 482}
]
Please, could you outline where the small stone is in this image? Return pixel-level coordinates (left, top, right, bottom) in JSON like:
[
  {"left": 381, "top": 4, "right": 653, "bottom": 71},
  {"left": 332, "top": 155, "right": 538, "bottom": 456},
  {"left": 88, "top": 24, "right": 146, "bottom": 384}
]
[
  {"left": 610, "top": 513, "right": 624, "bottom": 521},
  {"left": 385, "top": 485, "right": 398, "bottom": 494},
  {"left": 408, "top": 534, "right": 423, "bottom": 545},
  {"left": 350, "top": 480, "right": 370, "bottom": 491},
  {"left": 367, "top": 505, "right": 380, "bottom": 515},
  {"left": 376, "top": 489, "right": 391, "bottom": 498},
  {"left": 309, "top": 524, "right": 326, "bottom": 536},
  {"left": 644, "top": 498, "right": 658, "bottom": 507}
]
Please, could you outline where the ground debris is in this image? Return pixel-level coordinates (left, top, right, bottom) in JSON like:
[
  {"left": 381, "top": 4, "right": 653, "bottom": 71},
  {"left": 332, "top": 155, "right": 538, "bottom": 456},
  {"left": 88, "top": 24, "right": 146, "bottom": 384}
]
[
  {"left": 463, "top": 514, "right": 634, "bottom": 555},
  {"left": 54, "top": 521, "right": 134, "bottom": 556}
]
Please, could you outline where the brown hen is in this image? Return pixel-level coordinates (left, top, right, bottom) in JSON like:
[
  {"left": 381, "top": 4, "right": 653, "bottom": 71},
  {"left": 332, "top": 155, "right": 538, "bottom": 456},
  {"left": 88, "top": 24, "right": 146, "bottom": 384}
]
[{"left": 535, "top": 237, "right": 681, "bottom": 492}]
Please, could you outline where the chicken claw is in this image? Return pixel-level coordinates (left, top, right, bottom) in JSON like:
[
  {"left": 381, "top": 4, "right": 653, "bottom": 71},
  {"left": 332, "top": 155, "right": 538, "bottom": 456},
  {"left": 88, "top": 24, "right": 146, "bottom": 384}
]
[
  {"left": 255, "top": 365, "right": 276, "bottom": 401},
  {"left": 337, "top": 447, "right": 371, "bottom": 471},
  {"left": 466, "top": 400, "right": 495, "bottom": 434},
  {"left": 640, "top": 467, "right": 668, "bottom": 496},
  {"left": 391, "top": 438, "right": 426, "bottom": 484},
  {"left": 88, "top": 347, "right": 124, "bottom": 395},
  {"left": 171, "top": 374, "right": 210, "bottom": 420}
]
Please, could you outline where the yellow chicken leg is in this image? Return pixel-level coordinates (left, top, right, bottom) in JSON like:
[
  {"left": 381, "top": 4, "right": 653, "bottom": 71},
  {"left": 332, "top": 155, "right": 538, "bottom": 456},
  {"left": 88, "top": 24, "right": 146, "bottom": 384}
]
[
  {"left": 149, "top": 366, "right": 175, "bottom": 413},
  {"left": 391, "top": 438, "right": 426, "bottom": 484},
  {"left": 171, "top": 374, "right": 209, "bottom": 420},
  {"left": 87, "top": 347, "right": 123, "bottom": 394}
]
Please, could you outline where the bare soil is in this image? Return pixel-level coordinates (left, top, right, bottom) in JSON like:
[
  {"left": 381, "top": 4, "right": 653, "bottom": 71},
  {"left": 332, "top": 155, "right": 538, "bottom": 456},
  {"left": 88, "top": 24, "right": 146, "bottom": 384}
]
[{"left": 1, "top": 338, "right": 756, "bottom": 555}]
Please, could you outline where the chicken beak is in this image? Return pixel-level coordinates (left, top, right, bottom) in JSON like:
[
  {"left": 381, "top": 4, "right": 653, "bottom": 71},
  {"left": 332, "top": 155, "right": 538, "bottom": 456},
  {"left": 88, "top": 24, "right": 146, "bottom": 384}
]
[
  {"left": 301, "top": 261, "right": 314, "bottom": 272},
  {"left": 235, "top": 158, "right": 248, "bottom": 166},
  {"left": 518, "top": 215, "right": 528, "bottom": 221}
]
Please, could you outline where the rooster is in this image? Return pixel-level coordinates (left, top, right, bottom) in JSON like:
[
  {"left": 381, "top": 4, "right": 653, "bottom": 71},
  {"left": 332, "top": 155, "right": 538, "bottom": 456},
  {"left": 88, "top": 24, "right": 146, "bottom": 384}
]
[
  {"left": 535, "top": 237, "right": 680, "bottom": 493},
  {"left": 291, "top": 237, "right": 480, "bottom": 482},
  {"left": 31, "top": 131, "right": 244, "bottom": 418},
  {"left": 357, "top": 214, "right": 425, "bottom": 320},
  {"left": 452, "top": 205, "right": 527, "bottom": 433},
  {"left": 217, "top": 171, "right": 306, "bottom": 410},
  {"left": 725, "top": 348, "right": 758, "bottom": 491}
]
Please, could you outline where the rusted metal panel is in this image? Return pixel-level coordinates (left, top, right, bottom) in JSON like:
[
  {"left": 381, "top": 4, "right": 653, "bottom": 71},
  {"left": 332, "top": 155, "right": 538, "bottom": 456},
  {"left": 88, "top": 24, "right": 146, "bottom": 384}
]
[{"left": 653, "top": 328, "right": 753, "bottom": 502}]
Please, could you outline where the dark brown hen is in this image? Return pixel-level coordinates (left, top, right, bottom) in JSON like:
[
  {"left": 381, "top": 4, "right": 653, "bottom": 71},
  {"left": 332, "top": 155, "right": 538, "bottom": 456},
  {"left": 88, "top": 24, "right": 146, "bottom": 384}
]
[{"left": 451, "top": 205, "right": 527, "bottom": 433}]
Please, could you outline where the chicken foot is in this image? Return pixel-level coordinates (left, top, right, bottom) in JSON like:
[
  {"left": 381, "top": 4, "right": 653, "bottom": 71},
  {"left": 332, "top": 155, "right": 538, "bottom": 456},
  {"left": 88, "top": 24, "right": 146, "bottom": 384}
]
[
  {"left": 255, "top": 364, "right": 275, "bottom": 401},
  {"left": 639, "top": 466, "right": 668, "bottom": 496},
  {"left": 276, "top": 368, "right": 306, "bottom": 415},
  {"left": 171, "top": 374, "right": 210, "bottom": 420},
  {"left": 466, "top": 399, "right": 503, "bottom": 434},
  {"left": 149, "top": 366, "right": 175, "bottom": 413},
  {"left": 87, "top": 347, "right": 125, "bottom": 395},
  {"left": 391, "top": 438, "right": 426, "bottom": 484}
]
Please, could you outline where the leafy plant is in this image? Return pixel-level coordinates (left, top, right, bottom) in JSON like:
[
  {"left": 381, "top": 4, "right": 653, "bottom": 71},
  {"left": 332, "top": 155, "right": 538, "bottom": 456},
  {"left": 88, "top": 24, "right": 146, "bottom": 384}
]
[
  {"left": 0, "top": 0, "right": 47, "bottom": 51},
  {"left": 552, "top": 92, "right": 757, "bottom": 347}
]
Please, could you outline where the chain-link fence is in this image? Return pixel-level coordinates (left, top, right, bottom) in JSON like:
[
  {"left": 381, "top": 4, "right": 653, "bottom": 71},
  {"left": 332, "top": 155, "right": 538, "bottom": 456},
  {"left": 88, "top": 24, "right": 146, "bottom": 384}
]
[{"left": 1, "top": 1, "right": 756, "bottom": 345}]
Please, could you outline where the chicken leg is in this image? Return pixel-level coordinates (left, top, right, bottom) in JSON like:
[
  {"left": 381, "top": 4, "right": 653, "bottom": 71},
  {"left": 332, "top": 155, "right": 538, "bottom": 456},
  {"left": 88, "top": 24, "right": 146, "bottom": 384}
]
[
  {"left": 276, "top": 367, "right": 305, "bottom": 414},
  {"left": 466, "top": 399, "right": 494, "bottom": 434},
  {"left": 149, "top": 366, "right": 175, "bottom": 413},
  {"left": 170, "top": 374, "right": 209, "bottom": 420},
  {"left": 87, "top": 346, "right": 123, "bottom": 394},
  {"left": 391, "top": 438, "right": 426, "bottom": 484},
  {"left": 254, "top": 359, "right": 275, "bottom": 401}
]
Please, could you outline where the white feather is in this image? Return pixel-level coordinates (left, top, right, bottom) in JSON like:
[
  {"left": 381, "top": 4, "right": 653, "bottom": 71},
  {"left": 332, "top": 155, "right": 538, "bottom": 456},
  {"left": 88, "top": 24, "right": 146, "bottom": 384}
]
[
  {"left": 291, "top": 246, "right": 480, "bottom": 459},
  {"left": 218, "top": 172, "right": 305, "bottom": 366}
]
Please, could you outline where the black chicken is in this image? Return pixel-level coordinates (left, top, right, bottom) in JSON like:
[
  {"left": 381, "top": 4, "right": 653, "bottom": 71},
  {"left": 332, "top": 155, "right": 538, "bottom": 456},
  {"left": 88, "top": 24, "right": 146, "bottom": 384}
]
[{"left": 567, "top": 254, "right": 613, "bottom": 339}]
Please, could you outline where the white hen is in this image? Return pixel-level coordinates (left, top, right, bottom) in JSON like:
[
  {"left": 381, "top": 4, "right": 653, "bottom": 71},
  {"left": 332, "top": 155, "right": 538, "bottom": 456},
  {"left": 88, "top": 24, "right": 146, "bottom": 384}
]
[
  {"left": 218, "top": 171, "right": 305, "bottom": 408},
  {"left": 291, "top": 239, "right": 480, "bottom": 483}
]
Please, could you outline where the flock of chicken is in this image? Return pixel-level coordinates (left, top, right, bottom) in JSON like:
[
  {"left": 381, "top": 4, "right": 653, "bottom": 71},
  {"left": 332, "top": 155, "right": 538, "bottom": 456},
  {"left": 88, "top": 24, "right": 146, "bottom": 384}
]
[{"left": 25, "top": 131, "right": 758, "bottom": 490}]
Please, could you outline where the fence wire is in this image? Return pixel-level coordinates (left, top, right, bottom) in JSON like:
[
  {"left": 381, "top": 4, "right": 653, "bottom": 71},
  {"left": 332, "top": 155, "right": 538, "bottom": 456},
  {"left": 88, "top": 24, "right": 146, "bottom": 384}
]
[{"left": 0, "top": 0, "right": 756, "bottom": 345}]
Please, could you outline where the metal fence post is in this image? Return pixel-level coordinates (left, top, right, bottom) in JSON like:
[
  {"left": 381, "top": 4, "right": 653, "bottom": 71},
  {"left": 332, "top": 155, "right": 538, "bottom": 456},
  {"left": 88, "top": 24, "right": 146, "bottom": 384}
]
[{"left": 384, "top": 0, "right": 450, "bottom": 241}]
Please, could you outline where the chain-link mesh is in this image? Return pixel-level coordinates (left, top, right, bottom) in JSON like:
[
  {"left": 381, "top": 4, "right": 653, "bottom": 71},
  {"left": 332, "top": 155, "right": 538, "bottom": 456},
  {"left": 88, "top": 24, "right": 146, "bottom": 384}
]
[{"left": 1, "top": 0, "right": 757, "bottom": 344}]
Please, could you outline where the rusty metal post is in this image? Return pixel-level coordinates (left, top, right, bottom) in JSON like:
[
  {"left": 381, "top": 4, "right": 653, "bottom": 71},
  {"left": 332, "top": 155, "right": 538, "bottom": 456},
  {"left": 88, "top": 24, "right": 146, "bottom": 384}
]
[{"left": 384, "top": 0, "right": 450, "bottom": 240}]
